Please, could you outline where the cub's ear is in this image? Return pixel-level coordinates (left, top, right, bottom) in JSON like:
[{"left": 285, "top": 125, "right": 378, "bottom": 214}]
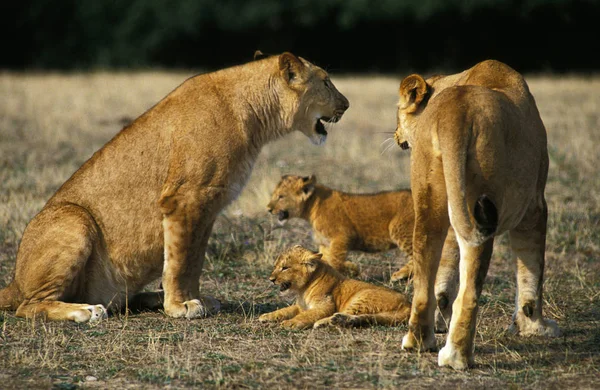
[
  {"left": 302, "top": 175, "right": 316, "bottom": 185},
  {"left": 302, "top": 252, "right": 323, "bottom": 268},
  {"left": 254, "top": 50, "right": 268, "bottom": 60},
  {"left": 279, "top": 52, "right": 306, "bottom": 84},
  {"left": 399, "top": 74, "right": 429, "bottom": 114},
  {"left": 301, "top": 175, "right": 315, "bottom": 199}
]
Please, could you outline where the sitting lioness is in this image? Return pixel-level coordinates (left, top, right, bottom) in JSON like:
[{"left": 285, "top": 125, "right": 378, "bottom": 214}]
[
  {"left": 267, "top": 174, "right": 414, "bottom": 279},
  {"left": 258, "top": 245, "right": 410, "bottom": 329},
  {"left": 0, "top": 52, "right": 349, "bottom": 322},
  {"left": 394, "top": 60, "right": 560, "bottom": 369}
]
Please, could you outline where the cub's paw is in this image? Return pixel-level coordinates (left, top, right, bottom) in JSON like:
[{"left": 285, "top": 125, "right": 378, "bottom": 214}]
[
  {"left": 438, "top": 342, "right": 471, "bottom": 370},
  {"left": 258, "top": 312, "right": 280, "bottom": 323},
  {"left": 313, "top": 316, "right": 334, "bottom": 329},
  {"left": 281, "top": 319, "right": 311, "bottom": 330},
  {"left": 391, "top": 263, "right": 413, "bottom": 282},
  {"left": 343, "top": 262, "right": 360, "bottom": 277},
  {"left": 330, "top": 313, "right": 358, "bottom": 327}
]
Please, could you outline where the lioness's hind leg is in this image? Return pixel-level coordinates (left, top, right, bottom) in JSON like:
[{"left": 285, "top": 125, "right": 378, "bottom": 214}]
[
  {"left": 508, "top": 203, "right": 560, "bottom": 337},
  {"left": 16, "top": 301, "right": 107, "bottom": 323},
  {"left": 438, "top": 236, "right": 493, "bottom": 370},
  {"left": 434, "top": 228, "right": 460, "bottom": 333},
  {"left": 14, "top": 204, "right": 106, "bottom": 322}
]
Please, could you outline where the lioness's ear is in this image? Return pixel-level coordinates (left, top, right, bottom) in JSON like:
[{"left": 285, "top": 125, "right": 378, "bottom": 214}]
[
  {"left": 399, "top": 74, "right": 429, "bottom": 114},
  {"left": 254, "top": 50, "right": 268, "bottom": 61},
  {"left": 279, "top": 52, "right": 306, "bottom": 84}
]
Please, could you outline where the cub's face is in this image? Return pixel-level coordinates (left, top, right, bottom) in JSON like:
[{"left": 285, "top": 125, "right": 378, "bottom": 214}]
[
  {"left": 267, "top": 175, "right": 316, "bottom": 223},
  {"left": 278, "top": 53, "right": 349, "bottom": 145},
  {"left": 268, "top": 245, "right": 322, "bottom": 296}
]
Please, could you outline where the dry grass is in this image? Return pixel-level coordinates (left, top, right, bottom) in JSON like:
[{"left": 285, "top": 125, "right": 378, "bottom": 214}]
[{"left": 0, "top": 70, "right": 599, "bottom": 389}]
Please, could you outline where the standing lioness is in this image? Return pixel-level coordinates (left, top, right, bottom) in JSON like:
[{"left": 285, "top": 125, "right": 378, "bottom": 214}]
[
  {"left": 0, "top": 52, "right": 349, "bottom": 322},
  {"left": 395, "top": 60, "right": 560, "bottom": 369}
]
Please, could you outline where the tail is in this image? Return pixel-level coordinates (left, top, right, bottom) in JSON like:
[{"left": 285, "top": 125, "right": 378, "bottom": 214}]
[
  {"left": 438, "top": 120, "right": 498, "bottom": 246},
  {"left": 0, "top": 282, "right": 22, "bottom": 311}
]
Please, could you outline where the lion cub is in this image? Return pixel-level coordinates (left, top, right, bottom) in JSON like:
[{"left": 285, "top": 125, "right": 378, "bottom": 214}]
[
  {"left": 258, "top": 245, "right": 410, "bottom": 329},
  {"left": 267, "top": 175, "right": 414, "bottom": 280}
]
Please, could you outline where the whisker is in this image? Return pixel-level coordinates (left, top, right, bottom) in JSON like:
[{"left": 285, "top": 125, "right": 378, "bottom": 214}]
[{"left": 380, "top": 137, "right": 394, "bottom": 148}]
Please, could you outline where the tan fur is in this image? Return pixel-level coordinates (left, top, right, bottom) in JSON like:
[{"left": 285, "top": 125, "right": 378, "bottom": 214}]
[
  {"left": 0, "top": 52, "right": 349, "bottom": 322},
  {"left": 258, "top": 245, "right": 410, "bottom": 329},
  {"left": 267, "top": 174, "right": 415, "bottom": 279},
  {"left": 395, "top": 60, "right": 560, "bottom": 369}
]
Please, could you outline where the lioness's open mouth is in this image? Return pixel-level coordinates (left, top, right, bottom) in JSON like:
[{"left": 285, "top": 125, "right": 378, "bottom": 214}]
[
  {"left": 314, "top": 115, "right": 340, "bottom": 137},
  {"left": 279, "top": 282, "right": 291, "bottom": 292},
  {"left": 315, "top": 118, "right": 328, "bottom": 136}
]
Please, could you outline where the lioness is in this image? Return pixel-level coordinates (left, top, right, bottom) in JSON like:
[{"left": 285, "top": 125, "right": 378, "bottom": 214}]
[
  {"left": 0, "top": 52, "right": 349, "bottom": 322},
  {"left": 395, "top": 60, "right": 560, "bottom": 369},
  {"left": 266, "top": 174, "right": 415, "bottom": 279},
  {"left": 258, "top": 245, "right": 410, "bottom": 329}
]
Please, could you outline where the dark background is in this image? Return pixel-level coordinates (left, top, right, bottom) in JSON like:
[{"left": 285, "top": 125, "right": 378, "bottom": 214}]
[{"left": 2, "top": 0, "right": 599, "bottom": 73}]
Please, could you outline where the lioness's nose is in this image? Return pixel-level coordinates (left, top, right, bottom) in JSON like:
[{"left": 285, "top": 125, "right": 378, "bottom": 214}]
[
  {"left": 340, "top": 96, "right": 350, "bottom": 111},
  {"left": 269, "top": 276, "right": 276, "bottom": 283},
  {"left": 267, "top": 207, "right": 273, "bottom": 213}
]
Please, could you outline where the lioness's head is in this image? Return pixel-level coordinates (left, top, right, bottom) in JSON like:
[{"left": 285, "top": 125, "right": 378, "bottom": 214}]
[
  {"left": 267, "top": 174, "right": 316, "bottom": 223},
  {"left": 268, "top": 245, "right": 323, "bottom": 296},
  {"left": 277, "top": 53, "right": 349, "bottom": 145},
  {"left": 394, "top": 74, "right": 433, "bottom": 150}
]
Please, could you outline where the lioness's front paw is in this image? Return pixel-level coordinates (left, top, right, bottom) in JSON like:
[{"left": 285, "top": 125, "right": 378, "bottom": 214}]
[
  {"left": 164, "top": 296, "right": 220, "bottom": 319},
  {"left": 438, "top": 342, "right": 471, "bottom": 370},
  {"left": 401, "top": 329, "right": 437, "bottom": 352},
  {"left": 75, "top": 305, "right": 107, "bottom": 323},
  {"left": 281, "top": 319, "right": 311, "bottom": 330}
]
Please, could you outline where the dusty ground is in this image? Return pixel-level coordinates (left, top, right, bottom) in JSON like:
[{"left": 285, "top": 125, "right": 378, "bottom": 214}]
[{"left": 0, "top": 70, "right": 598, "bottom": 389}]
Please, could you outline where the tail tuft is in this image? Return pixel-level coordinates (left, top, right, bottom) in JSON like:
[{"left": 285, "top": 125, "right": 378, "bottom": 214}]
[{"left": 474, "top": 195, "right": 498, "bottom": 237}]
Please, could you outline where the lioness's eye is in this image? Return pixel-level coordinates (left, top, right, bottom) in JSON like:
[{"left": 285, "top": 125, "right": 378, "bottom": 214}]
[
  {"left": 281, "top": 266, "right": 289, "bottom": 271},
  {"left": 278, "top": 195, "right": 283, "bottom": 199}
]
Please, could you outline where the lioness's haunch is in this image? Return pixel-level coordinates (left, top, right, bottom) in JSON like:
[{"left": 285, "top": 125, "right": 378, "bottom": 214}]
[
  {"left": 266, "top": 174, "right": 415, "bottom": 279},
  {"left": 258, "top": 245, "right": 410, "bottom": 329},
  {"left": 395, "top": 60, "right": 560, "bottom": 370},
  {"left": 0, "top": 52, "right": 349, "bottom": 322}
]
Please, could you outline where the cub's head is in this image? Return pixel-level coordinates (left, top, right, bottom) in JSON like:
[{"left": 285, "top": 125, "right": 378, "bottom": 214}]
[
  {"left": 268, "top": 245, "right": 323, "bottom": 296},
  {"left": 277, "top": 52, "right": 349, "bottom": 145},
  {"left": 267, "top": 174, "right": 316, "bottom": 224},
  {"left": 395, "top": 74, "right": 434, "bottom": 150}
]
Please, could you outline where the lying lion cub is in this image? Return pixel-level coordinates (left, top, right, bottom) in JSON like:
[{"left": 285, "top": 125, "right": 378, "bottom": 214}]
[
  {"left": 267, "top": 175, "right": 414, "bottom": 279},
  {"left": 0, "top": 52, "right": 349, "bottom": 322},
  {"left": 258, "top": 245, "right": 410, "bottom": 329}
]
